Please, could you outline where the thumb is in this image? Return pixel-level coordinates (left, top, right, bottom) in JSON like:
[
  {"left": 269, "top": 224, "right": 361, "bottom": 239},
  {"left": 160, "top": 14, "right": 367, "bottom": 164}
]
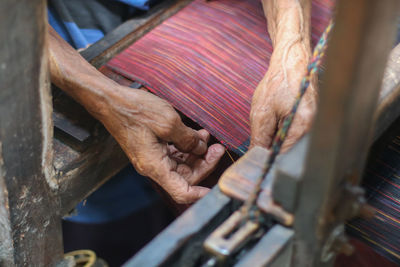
[
  {"left": 280, "top": 112, "right": 311, "bottom": 153},
  {"left": 169, "top": 120, "right": 207, "bottom": 155},
  {"left": 250, "top": 109, "right": 277, "bottom": 149}
]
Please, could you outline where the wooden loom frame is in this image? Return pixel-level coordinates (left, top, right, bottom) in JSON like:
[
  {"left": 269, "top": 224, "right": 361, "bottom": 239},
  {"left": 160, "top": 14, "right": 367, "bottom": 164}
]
[
  {"left": 125, "top": 1, "right": 400, "bottom": 266},
  {"left": 0, "top": 0, "right": 399, "bottom": 266}
]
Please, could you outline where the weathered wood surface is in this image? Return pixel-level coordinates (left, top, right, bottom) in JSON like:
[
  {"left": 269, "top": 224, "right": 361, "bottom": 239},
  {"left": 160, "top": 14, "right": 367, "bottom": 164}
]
[
  {"left": 219, "top": 146, "right": 269, "bottom": 200},
  {"left": 123, "top": 1, "right": 400, "bottom": 266},
  {"left": 375, "top": 43, "right": 400, "bottom": 140},
  {"left": 124, "top": 187, "right": 232, "bottom": 267},
  {"left": 0, "top": 0, "right": 64, "bottom": 265},
  {"left": 293, "top": 0, "right": 399, "bottom": 265}
]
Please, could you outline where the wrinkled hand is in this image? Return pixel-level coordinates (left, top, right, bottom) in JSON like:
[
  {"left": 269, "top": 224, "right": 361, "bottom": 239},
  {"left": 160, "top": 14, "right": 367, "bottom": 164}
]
[
  {"left": 250, "top": 43, "right": 317, "bottom": 152},
  {"left": 101, "top": 88, "right": 225, "bottom": 204}
]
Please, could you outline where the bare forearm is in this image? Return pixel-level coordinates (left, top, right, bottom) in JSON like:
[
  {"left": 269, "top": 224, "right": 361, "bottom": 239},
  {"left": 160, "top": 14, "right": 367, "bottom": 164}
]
[
  {"left": 250, "top": 0, "right": 316, "bottom": 149},
  {"left": 47, "top": 27, "right": 225, "bottom": 204},
  {"left": 48, "top": 26, "right": 126, "bottom": 120},
  {"left": 261, "top": 0, "right": 312, "bottom": 49}
]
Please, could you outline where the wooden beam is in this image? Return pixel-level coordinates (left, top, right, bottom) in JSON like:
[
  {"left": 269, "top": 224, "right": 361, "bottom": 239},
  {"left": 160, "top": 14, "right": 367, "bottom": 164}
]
[
  {"left": 0, "top": 0, "right": 64, "bottom": 265},
  {"left": 374, "top": 44, "right": 400, "bottom": 139}
]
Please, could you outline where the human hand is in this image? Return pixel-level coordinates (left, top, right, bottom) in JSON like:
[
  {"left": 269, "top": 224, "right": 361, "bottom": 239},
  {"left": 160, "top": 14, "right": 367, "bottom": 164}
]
[
  {"left": 250, "top": 43, "right": 317, "bottom": 152},
  {"left": 47, "top": 26, "right": 224, "bottom": 202},
  {"left": 100, "top": 88, "right": 225, "bottom": 204}
]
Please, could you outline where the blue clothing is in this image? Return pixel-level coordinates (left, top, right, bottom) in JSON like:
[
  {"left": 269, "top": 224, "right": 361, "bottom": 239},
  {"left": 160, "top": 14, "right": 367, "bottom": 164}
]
[
  {"left": 49, "top": 0, "right": 158, "bottom": 49},
  {"left": 66, "top": 166, "right": 159, "bottom": 224}
]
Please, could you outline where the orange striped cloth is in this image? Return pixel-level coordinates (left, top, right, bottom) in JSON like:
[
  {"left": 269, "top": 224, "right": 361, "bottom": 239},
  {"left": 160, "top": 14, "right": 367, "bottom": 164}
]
[{"left": 106, "top": 0, "right": 334, "bottom": 155}]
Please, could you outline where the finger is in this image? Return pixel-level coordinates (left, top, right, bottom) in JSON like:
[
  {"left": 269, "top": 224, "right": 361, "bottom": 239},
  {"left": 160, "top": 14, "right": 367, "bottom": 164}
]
[
  {"left": 183, "top": 139, "right": 223, "bottom": 169},
  {"left": 173, "top": 184, "right": 210, "bottom": 204},
  {"left": 280, "top": 111, "right": 312, "bottom": 153},
  {"left": 164, "top": 171, "right": 211, "bottom": 204},
  {"left": 176, "top": 186, "right": 210, "bottom": 204},
  {"left": 250, "top": 107, "right": 277, "bottom": 149},
  {"left": 185, "top": 144, "right": 225, "bottom": 185},
  {"left": 137, "top": 142, "right": 209, "bottom": 204},
  {"left": 197, "top": 129, "right": 210, "bottom": 143},
  {"left": 167, "top": 144, "right": 189, "bottom": 164},
  {"left": 169, "top": 121, "right": 207, "bottom": 155}
]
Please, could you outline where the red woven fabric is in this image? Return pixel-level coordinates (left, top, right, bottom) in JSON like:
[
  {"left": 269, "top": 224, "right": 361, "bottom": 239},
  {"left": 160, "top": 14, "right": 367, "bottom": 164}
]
[
  {"left": 106, "top": 0, "right": 333, "bottom": 155},
  {"left": 103, "top": 1, "right": 400, "bottom": 264}
]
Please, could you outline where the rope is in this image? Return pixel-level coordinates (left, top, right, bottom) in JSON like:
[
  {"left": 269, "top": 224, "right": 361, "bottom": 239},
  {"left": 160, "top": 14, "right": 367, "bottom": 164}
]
[{"left": 241, "top": 21, "right": 334, "bottom": 222}]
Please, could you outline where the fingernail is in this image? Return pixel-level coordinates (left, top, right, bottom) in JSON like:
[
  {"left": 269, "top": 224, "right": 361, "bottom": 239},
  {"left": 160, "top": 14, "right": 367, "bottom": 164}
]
[{"left": 207, "top": 145, "right": 224, "bottom": 162}]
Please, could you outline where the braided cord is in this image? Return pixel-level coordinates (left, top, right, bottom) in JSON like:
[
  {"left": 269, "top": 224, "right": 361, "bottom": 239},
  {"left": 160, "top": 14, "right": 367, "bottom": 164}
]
[
  {"left": 242, "top": 21, "right": 334, "bottom": 221},
  {"left": 270, "top": 21, "right": 333, "bottom": 156}
]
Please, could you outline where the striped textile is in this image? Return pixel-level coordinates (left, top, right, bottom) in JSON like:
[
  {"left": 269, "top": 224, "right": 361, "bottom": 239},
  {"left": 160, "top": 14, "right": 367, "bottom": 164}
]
[
  {"left": 106, "top": 0, "right": 334, "bottom": 155},
  {"left": 103, "top": 0, "right": 400, "bottom": 264},
  {"left": 347, "top": 123, "right": 400, "bottom": 265}
]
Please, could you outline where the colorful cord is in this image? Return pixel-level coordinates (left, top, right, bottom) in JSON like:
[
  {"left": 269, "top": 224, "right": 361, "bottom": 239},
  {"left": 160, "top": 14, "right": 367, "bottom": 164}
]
[{"left": 243, "top": 21, "right": 334, "bottom": 222}]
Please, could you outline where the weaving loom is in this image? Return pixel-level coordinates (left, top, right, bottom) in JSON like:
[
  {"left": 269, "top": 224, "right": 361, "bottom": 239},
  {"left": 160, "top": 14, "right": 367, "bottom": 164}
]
[
  {"left": 106, "top": 0, "right": 333, "bottom": 155},
  {"left": 2, "top": 0, "right": 400, "bottom": 266},
  {"left": 103, "top": 1, "right": 400, "bottom": 265}
]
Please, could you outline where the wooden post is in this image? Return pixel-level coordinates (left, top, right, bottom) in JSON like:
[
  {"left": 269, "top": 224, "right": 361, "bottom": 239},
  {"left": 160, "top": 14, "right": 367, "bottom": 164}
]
[
  {"left": 0, "top": 0, "right": 64, "bottom": 265},
  {"left": 293, "top": 0, "right": 399, "bottom": 265}
]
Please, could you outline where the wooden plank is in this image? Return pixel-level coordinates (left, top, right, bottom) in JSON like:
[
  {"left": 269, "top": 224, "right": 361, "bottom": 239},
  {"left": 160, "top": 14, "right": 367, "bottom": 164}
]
[
  {"left": 0, "top": 0, "right": 64, "bottom": 265},
  {"left": 57, "top": 136, "right": 129, "bottom": 215},
  {"left": 124, "top": 187, "right": 232, "bottom": 267}
]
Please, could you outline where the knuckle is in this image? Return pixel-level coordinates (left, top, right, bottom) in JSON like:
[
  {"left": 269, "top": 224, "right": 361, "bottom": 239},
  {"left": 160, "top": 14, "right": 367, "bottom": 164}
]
[
  {"left": 160, "top": 113, "right": 181, "bottom": 138},
  {"left": 133, "top": 162, "right": 149, "bottom": 176},
  {"left": 250, "top": 111, "right": 264, "bottom": 124},
  {"left": 183, "top": 134, "right": 198, "bottom": 151},
  {"left": 251, "top": 106, "right": 274, "bottom": 123},
  {"left": 165, "top": 111, "right": 181, "bottom": 126},
  {"left": 160, "top": 125, "right": 174, "bottom": 138},
  {"left": 131, "top": 157, "right": 152, "bottom": 176}
]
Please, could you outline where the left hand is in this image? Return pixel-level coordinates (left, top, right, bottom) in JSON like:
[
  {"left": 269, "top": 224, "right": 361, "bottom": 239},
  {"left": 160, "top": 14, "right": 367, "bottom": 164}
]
[{"left": 250, "top": 43, "right": 317, "bottom": 152}]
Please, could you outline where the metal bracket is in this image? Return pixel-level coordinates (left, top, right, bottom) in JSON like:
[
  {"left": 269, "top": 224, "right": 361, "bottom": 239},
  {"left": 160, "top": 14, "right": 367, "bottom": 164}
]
[{"left": 204, "top": 211, "right": 260, "bottom": 260}]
